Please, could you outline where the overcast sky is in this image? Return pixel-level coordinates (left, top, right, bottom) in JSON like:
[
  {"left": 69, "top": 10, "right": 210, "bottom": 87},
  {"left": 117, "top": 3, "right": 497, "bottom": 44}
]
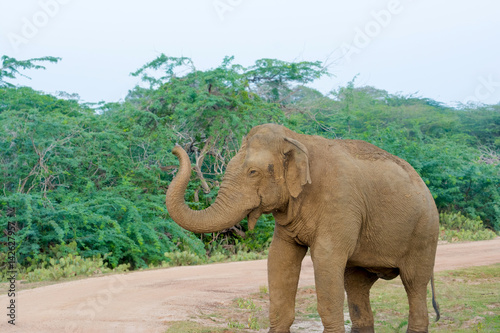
[{"left": 1, "top": 0, "right": 499, "bottom": 106}]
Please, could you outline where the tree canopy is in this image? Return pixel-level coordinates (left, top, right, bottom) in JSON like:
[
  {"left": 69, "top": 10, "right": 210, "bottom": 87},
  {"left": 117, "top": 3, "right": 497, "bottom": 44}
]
[
  {"left": 0, "top": 56, "right": 60, "bottom": 87},
  {"left": 1, "top": 55, "right": 498, "bottom": 274}
]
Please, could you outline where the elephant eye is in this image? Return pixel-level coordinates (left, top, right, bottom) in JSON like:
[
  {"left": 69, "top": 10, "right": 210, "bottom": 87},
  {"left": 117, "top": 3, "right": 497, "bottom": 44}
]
[{"left": 248, "top": 169, "right": 259, "bottom": 177}]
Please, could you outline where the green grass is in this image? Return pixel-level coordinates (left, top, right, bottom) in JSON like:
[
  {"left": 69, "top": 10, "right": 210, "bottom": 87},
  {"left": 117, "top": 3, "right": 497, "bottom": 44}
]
[
  {"left": 176, "top": 264, "right": 500, "bottom": 332},
  {"left": 164, "top": 321, "right": 233, "bottom": 333},
  {"left": 430, "top": 265, "right": 500, "bottom": 332},
  {"left": 341, "top": 264, "right": 500, "bottom": 332}
]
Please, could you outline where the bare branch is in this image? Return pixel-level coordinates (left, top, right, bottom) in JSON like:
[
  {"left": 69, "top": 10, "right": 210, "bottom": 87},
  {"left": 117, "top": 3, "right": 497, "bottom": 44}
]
[{"left": 194, "top": 136, "right": 213, "bottom": 194}]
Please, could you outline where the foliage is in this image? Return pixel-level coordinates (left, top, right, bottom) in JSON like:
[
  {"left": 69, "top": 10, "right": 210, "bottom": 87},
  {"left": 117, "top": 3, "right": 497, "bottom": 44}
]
[
  {"left": 440, "top": 212, "right": 488, "bottom": 231},
  {"left": 163, "top": 251, "right": 204, "bottom": 267},
  {"left": 0, "top": 55, "right": 498, "bottom": 275},
  {"left": 0, "top": 241, "right": 129, "bottom": 282},
  {"left": 0, "top": 56, "right": 60, "bottom": 87},
  {"left": 439, "top": 212, "right": 497, "bottom": 242},
  {"left": 22, "top": 253, "right": 129, "bottom": 283},
  {"left": 163, "top": 244, "right": 268, "bottom": 268},
  {"left": 0, "top": 85, "right": 204, "bottom": 271},
  {"left": 127, "top": 54, "right": 328, "bottom": 178}
]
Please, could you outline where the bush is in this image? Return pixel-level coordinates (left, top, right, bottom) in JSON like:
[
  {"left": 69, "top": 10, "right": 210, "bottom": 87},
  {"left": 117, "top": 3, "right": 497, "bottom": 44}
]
[
  {"left": 163, "top": 251, "right": 204, "bottom": 267},
  {"left": 439, "top": 212, "right": 497, "bottom": 242},
  {"left": 20, "top": 254, "right": 130, "bottom": 283},
  {"left": 163, "top": 242, "right": 269, "bottom": 267},
  {"left": 0, "top": 241, "right": 130, "bottom": 283}
]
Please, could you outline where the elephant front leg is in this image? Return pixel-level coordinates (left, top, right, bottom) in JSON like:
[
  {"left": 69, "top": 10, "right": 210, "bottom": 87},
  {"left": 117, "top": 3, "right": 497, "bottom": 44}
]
[
  {"left": 268, "top": 234, "right": 307, "bottom": 333},
  {"left": 313, "top": 265, "right": 348, "bottom": 332},
  {"left": 311, "top": 242, "right": 352, "bottom": 333}
]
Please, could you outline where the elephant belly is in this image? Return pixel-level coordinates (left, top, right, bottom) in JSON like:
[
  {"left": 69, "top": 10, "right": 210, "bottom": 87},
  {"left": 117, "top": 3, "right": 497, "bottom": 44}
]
[
  {"left": 346, "top": 246, "right": 403, "bottom": 280},
  {"left": 363, "top": 266, "right": 400, "bottom": 280}
]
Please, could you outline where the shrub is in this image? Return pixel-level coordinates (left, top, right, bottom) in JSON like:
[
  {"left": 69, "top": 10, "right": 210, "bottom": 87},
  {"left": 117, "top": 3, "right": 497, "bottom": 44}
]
[
  {"left": 21, "top": 254, "right": 130, "bottom": 283},
  {"left": 164, "top": 251, "right": 204, "bottom": 267},
  {"left": 439, "top": 212, "right": 497, "bottom": 242}
]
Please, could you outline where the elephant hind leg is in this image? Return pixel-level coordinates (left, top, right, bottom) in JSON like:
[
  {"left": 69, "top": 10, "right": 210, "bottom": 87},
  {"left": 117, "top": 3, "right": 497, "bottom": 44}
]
[
  {"left": 400, "top": 267, "right": 432, "bottom": 333},
  {"left": 344, "top": 267, "right": 379, "bottom": 333}
]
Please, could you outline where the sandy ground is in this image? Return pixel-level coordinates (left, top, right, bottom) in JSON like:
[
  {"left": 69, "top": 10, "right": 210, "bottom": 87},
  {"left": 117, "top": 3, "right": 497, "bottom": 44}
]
[{"left": 1, "top": 238, "right": 500, "bottom": 333}]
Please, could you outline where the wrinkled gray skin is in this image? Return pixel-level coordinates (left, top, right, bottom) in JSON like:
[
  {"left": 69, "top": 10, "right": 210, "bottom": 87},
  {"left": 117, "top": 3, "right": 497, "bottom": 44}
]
[{"left": 166, "top": 124, "right": 440, "bottom": 333}]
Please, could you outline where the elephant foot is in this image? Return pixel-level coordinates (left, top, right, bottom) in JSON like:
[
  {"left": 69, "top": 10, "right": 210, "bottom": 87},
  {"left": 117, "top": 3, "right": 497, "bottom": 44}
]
[
  {"left": 406, "top": 329, "right": 428, "bottom": 333},
  {"left": 351, "top": 327, "right": 375, "bottom": 333}
]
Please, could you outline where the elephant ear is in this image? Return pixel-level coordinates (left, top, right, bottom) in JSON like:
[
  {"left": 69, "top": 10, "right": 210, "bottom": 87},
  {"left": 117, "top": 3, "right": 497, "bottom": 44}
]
[
  {"left": 239, "top": 135, "right": 248, "bottom": 151},
  {"left": 284, "top": 137, "right": 311, "bottom": 198}
]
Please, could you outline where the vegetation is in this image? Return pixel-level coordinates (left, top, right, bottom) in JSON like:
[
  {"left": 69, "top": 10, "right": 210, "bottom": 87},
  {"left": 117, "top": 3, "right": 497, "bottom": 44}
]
[
  {"left": 439, "top": 212, "right": 497, "bottom": 242},
  {"left": 0, "top": 55, "right": 60, "bottom": 87},
  {"left": 0, "top": 55, "right": 499, "bottom": 280}
]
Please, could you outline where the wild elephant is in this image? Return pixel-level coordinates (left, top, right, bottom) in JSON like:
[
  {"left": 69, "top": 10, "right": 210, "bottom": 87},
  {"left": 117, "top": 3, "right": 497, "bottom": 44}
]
[{"left": 166, "top": 124, "right": 440, "bottom": 333}]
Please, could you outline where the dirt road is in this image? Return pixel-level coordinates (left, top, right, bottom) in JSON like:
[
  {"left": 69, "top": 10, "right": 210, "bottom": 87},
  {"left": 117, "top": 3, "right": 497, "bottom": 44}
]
[{"left": 1, "top": 238, "right": 499, "bottom": 333}]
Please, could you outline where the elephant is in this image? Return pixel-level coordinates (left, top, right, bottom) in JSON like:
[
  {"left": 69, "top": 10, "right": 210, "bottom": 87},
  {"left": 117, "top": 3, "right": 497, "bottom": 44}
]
[{"left": 166, "top": 123, "right": 440, "bottom": 333}]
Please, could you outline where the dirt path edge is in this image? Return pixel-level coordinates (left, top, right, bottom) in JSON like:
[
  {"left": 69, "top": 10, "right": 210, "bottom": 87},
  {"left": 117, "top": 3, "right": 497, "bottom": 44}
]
[{"left": 1, "top": 238, "right": 499, "bottom": 333}]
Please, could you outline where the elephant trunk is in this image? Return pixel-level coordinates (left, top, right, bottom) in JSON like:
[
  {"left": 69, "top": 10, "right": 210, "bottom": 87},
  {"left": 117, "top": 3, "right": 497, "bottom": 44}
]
[{"left": 165, "top": 145, "right": 251, "bottom": 233}]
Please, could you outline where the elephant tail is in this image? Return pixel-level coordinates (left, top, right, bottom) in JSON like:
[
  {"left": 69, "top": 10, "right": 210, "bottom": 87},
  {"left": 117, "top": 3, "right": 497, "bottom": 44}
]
[{"left": 431, "top": 273, "right": 440, "bottom": 322}]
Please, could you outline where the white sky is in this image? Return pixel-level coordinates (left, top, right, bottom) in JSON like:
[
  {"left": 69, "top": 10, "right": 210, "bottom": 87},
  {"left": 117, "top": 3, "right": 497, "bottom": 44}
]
[{"left": 0, "top": 0, "right": 499, "bottom": 106}]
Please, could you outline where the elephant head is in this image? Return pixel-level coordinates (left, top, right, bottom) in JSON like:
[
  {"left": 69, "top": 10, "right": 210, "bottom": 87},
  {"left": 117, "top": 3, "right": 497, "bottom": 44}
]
[{"left": 165, "top": 124, "right": 311, "bottom": 233}]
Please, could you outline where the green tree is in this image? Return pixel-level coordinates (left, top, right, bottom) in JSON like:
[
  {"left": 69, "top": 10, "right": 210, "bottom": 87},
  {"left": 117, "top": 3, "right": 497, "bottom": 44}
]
[
  {"left": 1, "top": 54, "right": 498, "bottom": 277},
  {"left": 128, "top": 55, "right": 329, "bottom": 182},
  {"left": 0, "top": 55, "right": 60, "bottom": 87},
  {"left": 0, "top": 86, "right": 203, "bottom": 270}
]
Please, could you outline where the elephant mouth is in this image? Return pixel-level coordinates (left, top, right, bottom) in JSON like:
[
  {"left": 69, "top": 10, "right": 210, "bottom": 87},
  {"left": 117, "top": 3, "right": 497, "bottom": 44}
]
[{"left": 247, "top": 208, "right": 263, "bottom": 230}]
